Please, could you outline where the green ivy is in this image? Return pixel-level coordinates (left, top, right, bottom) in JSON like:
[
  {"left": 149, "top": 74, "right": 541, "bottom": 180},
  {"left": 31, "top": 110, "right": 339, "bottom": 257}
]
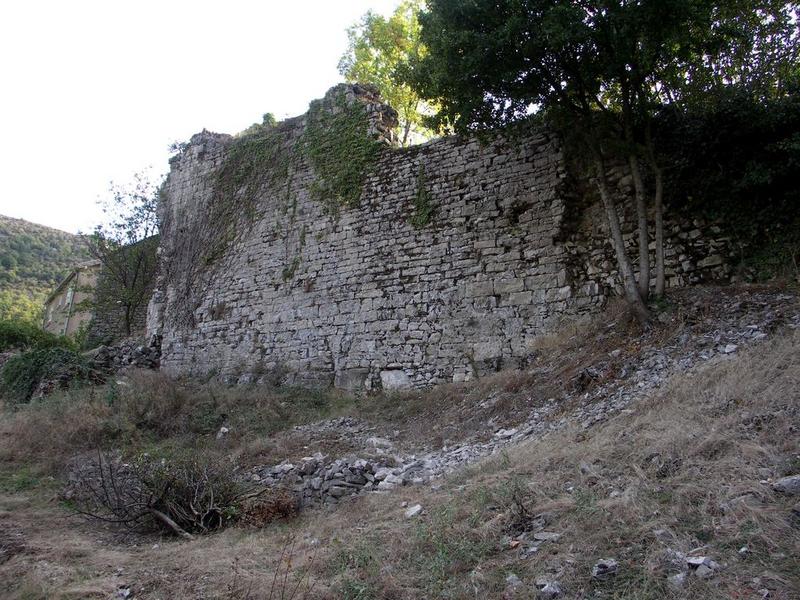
[
  {"left": 299, "top": 96, "right": 382, "bottom": 215},
  {"left": 281, "top": 256, "right": 301, "bottom": 282},
  {"left": 206, "top": 124, "right": 292, "bottom": 265},
  {"left": 0, "top": 347, "right": 94, "bottom": 404},
  {"left": 409, "top": 166, "right": 435, "bottom": 228}
]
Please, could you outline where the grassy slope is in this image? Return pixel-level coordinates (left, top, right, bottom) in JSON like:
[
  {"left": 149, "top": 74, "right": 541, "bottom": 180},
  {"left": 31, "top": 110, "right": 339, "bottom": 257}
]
[
  {"left": 0, "top": 215, "right": 89, "bottom": 321},
  {"left": 0, "top": 294, "right": 798, "bottom": 599}
]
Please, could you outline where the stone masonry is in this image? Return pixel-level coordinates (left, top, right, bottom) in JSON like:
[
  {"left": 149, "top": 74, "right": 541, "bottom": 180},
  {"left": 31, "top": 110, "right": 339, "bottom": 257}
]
[{"left": 147, "top": 84, "right": 735, "bottom": 390}]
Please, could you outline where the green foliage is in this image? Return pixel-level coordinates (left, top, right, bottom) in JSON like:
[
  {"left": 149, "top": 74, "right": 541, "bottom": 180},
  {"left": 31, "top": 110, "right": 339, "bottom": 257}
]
[
  {"left": 0, "top": 215, "right": 89, "bottom": 321},
  {"left": 84, "top": 173, "right": 161, "bottom": 337},
  {"left": 409, "top": 166, "right": 435, "bottom": 228},
  {"left": 281, "top": 256, "right": 301, "bottom": 282},
  {"left": 661, "top": 89, "right": 800, "bottom": 279},
  {"left": 0, "top": 465, "right": 44, "bottom": 493},
  {"left": 0, "top": 347, "right": 93, "bottom": 404},
  {"left": 209, "top": 123, "right": 290, "bottom": 264},
  {"left": 300, "top": 96, "right": 382, "bottom": 214},
  {"left": 339, "top": 0, "right": 435, "bottom": 145},
  {"left": 0, "top": 318, "right": 74, "bottom": 353},
  {"left": 411, "top": 0, "right": 796, "bottom": 134},
  {"left": 0, "top": 289, "right": 44, "bottom": 324},
  {"left": 410, "top": 506, "right": 493, "bottom": 595}
]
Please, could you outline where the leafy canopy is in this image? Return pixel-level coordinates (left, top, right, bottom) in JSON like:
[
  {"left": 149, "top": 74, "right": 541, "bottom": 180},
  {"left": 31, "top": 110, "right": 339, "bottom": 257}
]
[
  {"left": 409, "top": 0, "right": 798, "bottom": 133},
  {"left": 339, "top": 0, "right": 436, "bottom": 145}
]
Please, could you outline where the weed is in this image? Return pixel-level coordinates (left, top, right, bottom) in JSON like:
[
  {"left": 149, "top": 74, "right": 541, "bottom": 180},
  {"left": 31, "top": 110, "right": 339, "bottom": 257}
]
[{"left": 0, "top": 465, "right": 43, "bottom": 493}]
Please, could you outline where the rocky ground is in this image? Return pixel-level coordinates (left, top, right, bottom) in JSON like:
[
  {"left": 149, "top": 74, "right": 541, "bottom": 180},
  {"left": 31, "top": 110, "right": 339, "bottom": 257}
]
[
  {"left": 247, "top": 287, "right": 800, "bottom": 508},
  {"left": 1, "top": 284, "right": 799, "bottom": 599}
]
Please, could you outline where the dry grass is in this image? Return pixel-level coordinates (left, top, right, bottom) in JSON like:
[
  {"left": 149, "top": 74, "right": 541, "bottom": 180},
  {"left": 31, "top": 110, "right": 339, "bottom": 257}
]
[
  {"left": 312, "top": 329, "right": 800, "bottom": 598},
  {"left": 0, "top": 293, "right": 798, "bottom": 598},
  {"left": 0, "top": 371, "right": 358, "bottom": 472}
]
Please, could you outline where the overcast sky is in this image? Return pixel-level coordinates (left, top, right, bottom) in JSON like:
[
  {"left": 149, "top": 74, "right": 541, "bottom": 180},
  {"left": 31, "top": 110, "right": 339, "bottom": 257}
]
[{"left": 0, "top": 0, "right": 399, "bottom": 233}]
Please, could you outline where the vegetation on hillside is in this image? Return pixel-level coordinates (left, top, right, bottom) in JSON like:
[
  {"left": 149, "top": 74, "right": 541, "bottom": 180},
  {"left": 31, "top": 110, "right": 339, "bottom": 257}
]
[{"left": 0, "top": 215, "right": 89, "bottom": 322}]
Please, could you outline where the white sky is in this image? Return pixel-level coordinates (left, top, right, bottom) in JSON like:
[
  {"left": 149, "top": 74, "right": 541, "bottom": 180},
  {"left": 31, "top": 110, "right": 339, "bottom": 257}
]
[{"left": 0, "top": 0, "right": 399, "bottom": 234}]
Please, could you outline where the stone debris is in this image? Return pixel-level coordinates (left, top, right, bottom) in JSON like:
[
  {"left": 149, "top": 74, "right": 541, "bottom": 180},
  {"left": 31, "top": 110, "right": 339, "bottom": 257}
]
[
  {"left": 533, "top": 531, "right": 562, "bottom": 542},
  {"left": 87, "top": 337, "right": 161, "bottom": 371},
  {"left": 591, "top": 558, "right": 619, "bottom": 581},
  {"left": 505, "top": 573, "right": 523, "bottom": 592},
  {"left": 772, "top": 475, "right": 800, "bottom": 495},
  {"left": 249, "top": 291, "right": 799, "bottom": 506},
  {"left": 538, "top": 581, "right": 563, "bottom": 599},
  {"left": 686, "top": 555, "right": 721, "bottom": 579},
  {"left": 404, "top": 504, "right": 423, "bottom": 518},
  {"left": 667, "top": 572, "right": 687, "bottom": 589},
  {"left": 250, "top": 453, "right": 416, "bottom": 506}
]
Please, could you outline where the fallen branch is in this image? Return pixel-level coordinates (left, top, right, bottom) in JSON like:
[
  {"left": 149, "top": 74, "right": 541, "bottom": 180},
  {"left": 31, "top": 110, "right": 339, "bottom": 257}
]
[{"left": 149, "top": 508, "right": 194, "bottom": 541}]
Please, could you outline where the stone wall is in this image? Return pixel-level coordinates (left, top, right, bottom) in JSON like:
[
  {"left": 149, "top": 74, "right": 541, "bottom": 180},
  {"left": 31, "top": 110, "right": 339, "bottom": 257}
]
[{"left": 148, "top": 85, "right": 734, "bottom": 390}]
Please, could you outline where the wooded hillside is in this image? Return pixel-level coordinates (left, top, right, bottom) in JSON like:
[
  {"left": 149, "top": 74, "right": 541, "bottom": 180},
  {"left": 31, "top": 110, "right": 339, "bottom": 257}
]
[{"left": 0, "top": 215, "right": 89, "bottom": 322}]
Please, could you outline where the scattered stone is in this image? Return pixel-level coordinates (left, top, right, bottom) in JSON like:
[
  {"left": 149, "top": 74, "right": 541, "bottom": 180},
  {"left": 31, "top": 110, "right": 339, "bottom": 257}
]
[
  {"left": 114, "top": 586, "right": 132, "bottom": 599},
  {"left": 667, "top": 572, "right": 687, "bottom": 589},
  {"left": 538, "top": 581, "right": 562, "bottom": 599},
  {"left": 722, "top": 344, "right": 738, "bottom": 354},
  {"left": 695, "top": 564, "right": 715, "bottom": 579},
  {"left": 404, "top": 504, "right": 422, "bottom": 518},
  {"left": 216, "top": 426, "right": 229, "bottom": 440},
  {"left": 591, "top": 558, "right": 619, "bottom": 581},
  {"left": 772, "top": 475, "right": 800, "bottom": 495},
  {"left": 494, "top": 428, "right": 518, "bottom": 439},
  {"left": 686, "top": 556, "right": 721, "bottom": 578},
  {"left": 533, "top": 531, "right": 562, "bottom": 542},
  {"left": 366, "top": 437, "right": 393, "bottom": 449}
]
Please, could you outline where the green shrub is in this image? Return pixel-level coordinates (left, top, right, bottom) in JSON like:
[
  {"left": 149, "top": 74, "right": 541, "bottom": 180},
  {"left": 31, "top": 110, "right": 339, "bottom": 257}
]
[
  {"left": 0, "top": 347, "right": 96, "bottom": 404},
  {"left": 0, "top": 319, "right": 73, "bottom": 352}
]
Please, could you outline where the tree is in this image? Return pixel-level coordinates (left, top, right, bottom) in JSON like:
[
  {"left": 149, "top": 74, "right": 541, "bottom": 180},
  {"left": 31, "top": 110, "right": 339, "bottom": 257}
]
[
  {"left": 635, "top": 0, "right": 799, "bottom": 294},
  {"left": 338, "top": 0, "right": 435, "bottom": 145},
  {"left": 81, "top": 172, "right": 160, "bottom": 338},
  {"left": 408, "top": 0, "right": 797, "bottom": 315},
  {"left": 409, "top": 0, "right": 671, "bottom": 319}
]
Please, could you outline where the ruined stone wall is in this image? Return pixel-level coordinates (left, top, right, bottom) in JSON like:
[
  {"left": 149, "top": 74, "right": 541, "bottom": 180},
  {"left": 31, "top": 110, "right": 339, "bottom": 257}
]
[{"left": 148, "top": 85, "right": 734, "bottom": 390}]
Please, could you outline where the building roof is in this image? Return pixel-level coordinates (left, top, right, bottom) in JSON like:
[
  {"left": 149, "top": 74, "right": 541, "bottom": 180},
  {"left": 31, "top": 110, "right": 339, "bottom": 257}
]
[{"left": 45, "top": 259, "right": 101, "bottom": 306}]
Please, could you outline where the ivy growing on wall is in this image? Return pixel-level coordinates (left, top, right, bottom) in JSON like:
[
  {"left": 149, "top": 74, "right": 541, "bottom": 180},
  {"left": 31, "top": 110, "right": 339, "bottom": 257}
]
[
  {"left": 410, "top": 165, "right": 435, "bottom": 228},
  {"left": 164, "top": 89, "right": 385, "bottom": 329},
  {"left": 205, "top": 124, "right": 292, "bottom": 265},
  {"left": 299, "top": 95, "right": 382, "bottom": 215}
]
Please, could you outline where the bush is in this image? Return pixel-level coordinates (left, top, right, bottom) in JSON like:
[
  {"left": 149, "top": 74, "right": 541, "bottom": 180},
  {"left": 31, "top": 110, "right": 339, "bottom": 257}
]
[
  {"left": 0, "top": 318, "right": 74, "bottom": 352},
  {"left": 0, "top": 347, "right": 97, "bottom": 404},
  {"left": 72, "top": 450, "right": 257, "bottom": 537}
]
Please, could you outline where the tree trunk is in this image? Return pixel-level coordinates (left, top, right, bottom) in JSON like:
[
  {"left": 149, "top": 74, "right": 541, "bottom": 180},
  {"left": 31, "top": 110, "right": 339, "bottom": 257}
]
[
  {"left": 401, "top": 119, "right": 411, "bottom": 146},
  {"left": 628, "top": 153, "right": 650, "bottom": 299},
  {"left": 593, "top": 157, "right": 650, "bottom": 323},
  {"left": 620, "top": 82, "right": 650, "bottom": 300},
  {"left": 124, "top": 304, "right": 133, "bottom": 336},
  {"left": 644, "top": 124, "right": 666, "bottom": 297},
  {"left": 653, "top": 165, "right": 665, "bottom": 297}
]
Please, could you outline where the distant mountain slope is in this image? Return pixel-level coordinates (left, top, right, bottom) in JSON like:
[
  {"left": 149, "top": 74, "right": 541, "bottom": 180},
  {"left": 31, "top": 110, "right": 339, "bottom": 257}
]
[{"left": 0, "top": 215, "right": 90, "bottom": 321}]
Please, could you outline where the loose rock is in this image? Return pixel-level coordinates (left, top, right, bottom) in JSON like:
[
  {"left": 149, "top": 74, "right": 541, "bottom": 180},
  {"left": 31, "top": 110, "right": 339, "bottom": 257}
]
[{"left": 591, "top": 558, "right": 619, "bottom": 581}]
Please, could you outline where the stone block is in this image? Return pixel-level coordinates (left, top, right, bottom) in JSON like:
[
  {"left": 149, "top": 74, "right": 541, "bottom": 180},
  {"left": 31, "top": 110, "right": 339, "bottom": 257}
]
[{"left": 380, "top": 369, "right": 412, "bottom": 390}]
